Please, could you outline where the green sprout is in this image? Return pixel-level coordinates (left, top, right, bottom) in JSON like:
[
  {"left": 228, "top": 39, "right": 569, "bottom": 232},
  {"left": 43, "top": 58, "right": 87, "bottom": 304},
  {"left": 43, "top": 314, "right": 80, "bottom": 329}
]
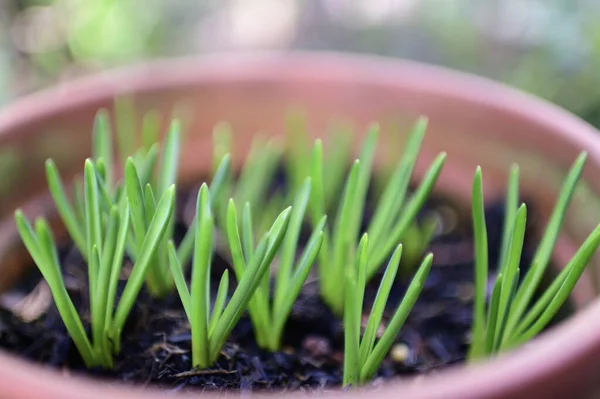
[
  {"left": 208, "top": 124, "right": 283, "bottom": 236},
  {"left": 284, "top": 114, "right": 439, "bottom": 275},
  {"left": 468, "top": 153, "right": 600, "bottom": 360},
  {"left": 15, "top": 159, "right": 175, "bottom": 368},
  {"left": 343, "top": 234, "right": 433, "bottom": 387},
  {"left": 234, "top": 180, "right": 326, "bottom": 351},
  {"left": 203, "top": 116, "right": 442, "bottom": 317},
  {"left": 47, "top": 109, "right": 182, "bottom": 297},
  {"left": 167, "top": 184, "right": 293, "bottom": 368},
  {"left": 310, "top": 119, "right": 446, "bottom": 315},
  {"left": 174, "top": 151, "right": 232, "bottom": 269}
]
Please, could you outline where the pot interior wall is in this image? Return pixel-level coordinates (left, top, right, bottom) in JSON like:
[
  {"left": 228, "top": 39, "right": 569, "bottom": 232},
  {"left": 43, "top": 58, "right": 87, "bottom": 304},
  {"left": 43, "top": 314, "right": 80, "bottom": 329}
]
[{"left": 0, "top": 55, "right": 599, "bottom": 306}]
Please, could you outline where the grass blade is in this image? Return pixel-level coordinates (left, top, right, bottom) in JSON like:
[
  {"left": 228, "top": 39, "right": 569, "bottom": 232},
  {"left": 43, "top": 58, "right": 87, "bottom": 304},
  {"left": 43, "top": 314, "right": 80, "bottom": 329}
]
[
  {"left": 355, "top": 234, "right": 369, "bottom": 319},
  {"left": 138, "top": 143, "right": 159, "bottom": 188},
  {"left": 209, "top": 270, "right": 229, "bottom": 335},
  {"left": 494, "top": 205, "right": 527, "bottom": 342},
  {"left": 73, "top": 178, "right": 85, "bottom": 226},
  {"left": 95, "top": 164, "right": 114, "bottom": 213},
  {"left": 274, "top": 178, "right": 311, "bottom": 310},
  {"left": 247, "top": 207, "right": 293, "bottom": 346},
  {"left": 514, "top": 222, "right": 600, "bottom": 346},
  {"left": 241, "top": 202, "right": 255, "bottom": 262},
  {"left": 212, "top": 122, "right": 232, "bottom": 175},
  {"left": 309, "top": 140, "right": 325, "bottom": 225},
  {"left": 92, "top": 109, "right": 113, "bottom": 189},
  {"left": 125, "top": 158, "right": 147, "bottom": 249},
  {"left": 276, "top": 214, "right": 327, "bottom": 318},
  {"left": 484, "top": 274, "right": 503, "bottom": 355},
  {"left": 95, "top": 207, "right": 119, "bottom": 361},
  {"left": 329, "top": 160, "right": 360, "bottom": 310},
  {"left": 360, "top": 254, "right": 433, "bottom": 382},
  {"left": 190, "top": 184, "right": 213, "bottom": 367},
  {"left": 506, "top": 152, "right": 587, "bottom": 334},
  {"left": 226, "top": 199, "right": 247, "bottom": 280},
  {"left": 235, "top": 139, "right": 281, "bottom": 209},
  {"left": 105, "top": 203, "right": 130, "bottom": 353},
  {"left": 167, "top": 241, "right": 191, "bottom": 319},
  {"left": 512, "top": 261, "right": 575, "bottom": 337},
  {"left": 210, "top": 153, "right": 232, "bottom": 227},
  {"left": 274, "top": 227, "right": 325, "bottom": 339},
  {"left": 372, "top": 152, "right": 446, "bottom": 274},
  {"left": 89, "top": 245, "right": 109, "bottom": 364},
  {"left": 494, "top": 269, "right": 519, "bottom": 352},
  {"left": 467, "top": 167, "right": 488, "bottom": 361},
  {"left": 144, "top": 184, "right": 157, "bottom": 223},
  {"left": 112, "top": 186, "right": 175, "bottom": 341},
  {"left": 209, "top": 240, "right": 269, "bottom": 361},
  {"left": 359, "top": 244, "right": 402, "bottom": 366},
  {"left": 45, "top": 159, "right": 86, "bottom": 256},
  {"left": 84, "top": 160, "right": 103, "bottom": 314},
  {"left": 348, "top": 126, "right": 378, "bottom": 241},
  {"left": 323, "top": 124, "right": 353, "bottom": 208},
  {"left": 343, "top": 268, "right": 360, "bottom": 387},
  {"left": 19, "top": 214, "right": 96, "bottom": 367},
  {"left": 142, "top": 110, "right": 160, "bottom": 151},
  {"left": 157, "top": 119, "right": 180, "bottom": 197},
  {"left": 125, "top": 158, "right": 163, "bottom": 295},
  {"left": 15, "top": 212, "right": 57, "bottom": 288},
  {"left": 368, "top": 117, "right": 427, "bottom": 246},
  {"left": 498, "top": 165, "right": 519, "bottom": 272}
]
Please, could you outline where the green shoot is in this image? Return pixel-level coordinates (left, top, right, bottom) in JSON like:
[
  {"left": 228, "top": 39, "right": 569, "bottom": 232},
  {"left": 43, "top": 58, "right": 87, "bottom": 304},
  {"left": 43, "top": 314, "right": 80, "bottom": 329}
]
[
  {"left": 311, "top": 119, "right": 446, "bottom": 315},
  {"left": 176, "top": 153, "right": 232, "bottom": 268},
  {"left": 233, "top": 138, "right": 282, "bottom": 236},
  {"left": 236, "top": 179, "right": 326, "bottom": 351},
  {"left": 200, "top": 117, "right": 441, "bottom": 317},
  {"left": 15, "top": 159, "right": 176, "bottom": 368},
  {"left": 168, "top": 184, "right": 293, "bottom": 368},
  {"left": 125, "top": 158, "right": 170, "bottom": 296},
  {"left": 468, "top": 154, "right": 600, "bottom": 360},
  {"left": 88, "top": 109, "right": 182, "bottom": 297},
  {"left": 343, "top": 234, "right": 433, "bottom": 386}
]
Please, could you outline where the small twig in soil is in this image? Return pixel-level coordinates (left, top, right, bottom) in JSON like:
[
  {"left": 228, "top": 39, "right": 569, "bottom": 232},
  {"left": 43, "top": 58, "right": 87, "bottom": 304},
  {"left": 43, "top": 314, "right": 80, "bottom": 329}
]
[{"left": 172, "top": 369, "right": 238, "bottom": 378}]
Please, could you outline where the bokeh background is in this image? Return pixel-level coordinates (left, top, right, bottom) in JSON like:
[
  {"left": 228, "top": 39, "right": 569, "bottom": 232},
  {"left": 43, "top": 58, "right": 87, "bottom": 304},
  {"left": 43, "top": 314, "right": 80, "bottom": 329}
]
[{"left": 1, "top": 0, "right": 600, "bottom": 125}]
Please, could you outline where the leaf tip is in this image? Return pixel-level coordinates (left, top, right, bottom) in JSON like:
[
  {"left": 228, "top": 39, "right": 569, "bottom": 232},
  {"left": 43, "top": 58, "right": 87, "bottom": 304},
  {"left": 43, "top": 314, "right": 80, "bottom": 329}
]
[
  {"left": 416, "top": 115, "right": 429, "bottom": 127},
  {"left": 44, "top": 158, "right": 56, "bottom": 169}
]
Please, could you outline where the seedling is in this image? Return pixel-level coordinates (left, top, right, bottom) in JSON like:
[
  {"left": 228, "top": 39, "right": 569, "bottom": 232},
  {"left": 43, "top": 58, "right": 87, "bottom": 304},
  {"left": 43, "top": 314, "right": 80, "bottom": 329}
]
[
  {"left": 200, "top": 116, "right": 442, "bottom": 317},
  {"left": 468, "top": 153, "right": 600, "bottom": 360},
  {"left": 173, "top": 152, "right": 232, "bottom": 268},
  {"left": 167, "top": 184, "right": 293, "bottom": 368},
  {"left": 343, "top": 234, "right": 433, "bottom": 386},
  {"left": 233, "top": 179, "right": 326, "bottom": 351},
  {"left": 310, "top": 119, "right": 446, "bottom": 315},
  {"left": 15, "top": 159, "right": 175, "bottom": 368},
  {"left": 47, "top": 109, "right": 183, "bottom": 297},
  {"left": 284, "top": 114, "right": 440, "bottom": 278},
  {"left": 208, "top": 123, "right": 283, "bottom": 236}
]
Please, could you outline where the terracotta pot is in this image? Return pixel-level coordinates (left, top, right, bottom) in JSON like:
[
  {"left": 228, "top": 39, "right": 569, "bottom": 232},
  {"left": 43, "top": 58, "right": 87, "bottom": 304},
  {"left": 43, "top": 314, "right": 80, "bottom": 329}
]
[{"left": 1, "top": 52, "right": 600, "bottom": 399}]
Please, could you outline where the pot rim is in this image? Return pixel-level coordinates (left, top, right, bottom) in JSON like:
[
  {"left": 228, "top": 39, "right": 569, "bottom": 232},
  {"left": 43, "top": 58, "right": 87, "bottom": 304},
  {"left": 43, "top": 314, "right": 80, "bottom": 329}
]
[{"left": 1, "top": 51, "right": 600, "bottom": 399}]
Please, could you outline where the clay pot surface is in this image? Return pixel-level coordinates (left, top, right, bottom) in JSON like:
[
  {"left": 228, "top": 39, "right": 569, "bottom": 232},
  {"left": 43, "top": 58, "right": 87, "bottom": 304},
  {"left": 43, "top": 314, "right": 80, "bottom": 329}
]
[{"left": 1, "top": 52, "right": 600, "bottom": 399}]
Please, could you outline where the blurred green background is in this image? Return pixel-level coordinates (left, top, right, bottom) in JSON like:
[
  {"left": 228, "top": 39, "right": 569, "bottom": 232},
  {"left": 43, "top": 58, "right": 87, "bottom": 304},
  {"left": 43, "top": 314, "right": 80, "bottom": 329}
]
[{"left": 2, "top": 0, "right": 600, "bottom": 125}]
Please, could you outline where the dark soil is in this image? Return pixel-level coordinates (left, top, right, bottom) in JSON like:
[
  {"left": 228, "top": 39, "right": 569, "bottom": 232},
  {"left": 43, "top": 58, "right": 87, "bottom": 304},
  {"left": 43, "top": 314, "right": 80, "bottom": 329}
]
[{"left": 0, "top": 187, "right": 553, "bottom": 393}]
